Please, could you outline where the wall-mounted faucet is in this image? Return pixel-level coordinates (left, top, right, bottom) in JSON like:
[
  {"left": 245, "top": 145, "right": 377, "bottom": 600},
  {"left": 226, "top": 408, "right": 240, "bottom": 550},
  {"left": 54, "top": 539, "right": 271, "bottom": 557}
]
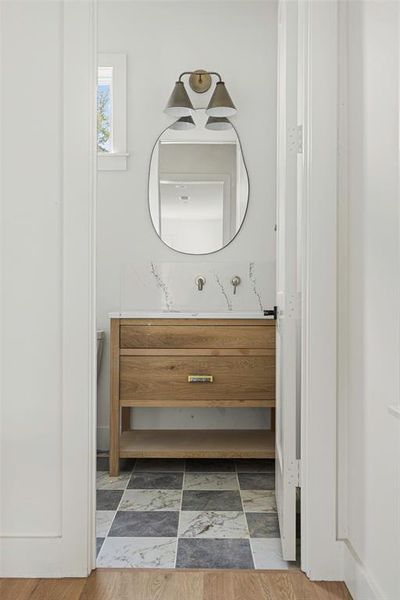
[
  {"left": 195, "top": 276, "right": 206, "bottom": 291},
  {"left": 231, "top": 275, "right": 241, "bottom": 294}
]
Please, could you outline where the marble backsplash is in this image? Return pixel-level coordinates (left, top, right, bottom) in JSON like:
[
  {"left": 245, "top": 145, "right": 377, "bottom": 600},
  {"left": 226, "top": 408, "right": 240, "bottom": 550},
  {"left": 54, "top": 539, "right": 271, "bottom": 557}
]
[{"left": 119, "top": 261, "right": 275, "bottom": 313}]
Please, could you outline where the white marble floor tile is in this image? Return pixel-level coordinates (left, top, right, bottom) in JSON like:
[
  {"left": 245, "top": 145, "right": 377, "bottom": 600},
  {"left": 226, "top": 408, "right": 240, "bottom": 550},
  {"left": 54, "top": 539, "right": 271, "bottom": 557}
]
[
  {"left": 250, "top": 538, "right": 290, "bottom": 569},
  {"left": 241, "top": 490, "right": 277, "bottom": 513},
  {"left": 96, "top": 471, "right": 131, "bottom": 490},
  {"left": 179, "top": 511, "right": 248, "bottom": 539},
  {"left": 96, "top": 511, "right": 116, "bottom": 538},
  {"left": 96, "top": 537, "right": 177, "bottom": 568},
  {"left": 184, "top": 472, "right": 239, "bottom": 491},
  {"left": 119, "top": 489, "right": 182, "bottom": 511}
]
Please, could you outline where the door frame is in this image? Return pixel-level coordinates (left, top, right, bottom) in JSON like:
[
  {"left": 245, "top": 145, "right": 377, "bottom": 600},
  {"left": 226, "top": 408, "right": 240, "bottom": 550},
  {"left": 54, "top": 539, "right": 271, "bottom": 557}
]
[
  {"left": 297, "top": 0, "right": 342, "bottom": 580},
  {"left": 77, "top": 0, "right": 341, "bottom": 579},
  {"left": 64, "top": 0, "right": 98, "bottom": 574},
  {"left": 275, "top": 0, "right": 299, "bottom": 562}
]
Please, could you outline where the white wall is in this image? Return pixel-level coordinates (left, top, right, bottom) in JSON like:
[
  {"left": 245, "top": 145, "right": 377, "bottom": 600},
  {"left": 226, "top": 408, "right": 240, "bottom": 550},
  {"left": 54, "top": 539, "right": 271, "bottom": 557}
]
[
  {"left": 97, "top": 0, "right": 277, "bottom": 448},
  {"left": 339, "top": 1, "right": 400, "bottom": 598}
]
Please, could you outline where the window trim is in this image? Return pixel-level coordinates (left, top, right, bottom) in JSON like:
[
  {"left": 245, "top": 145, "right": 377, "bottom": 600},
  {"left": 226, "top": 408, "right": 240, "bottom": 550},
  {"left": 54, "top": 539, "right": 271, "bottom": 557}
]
[{"left": 97, "top": 53, "right": 128, "bottom": 170}]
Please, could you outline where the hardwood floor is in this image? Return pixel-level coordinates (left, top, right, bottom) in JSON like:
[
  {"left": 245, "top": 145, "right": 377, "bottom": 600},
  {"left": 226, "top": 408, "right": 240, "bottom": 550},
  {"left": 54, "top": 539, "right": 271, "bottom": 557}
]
[{"left": 0, "top": 569, "right": 352, "bottom": 600}]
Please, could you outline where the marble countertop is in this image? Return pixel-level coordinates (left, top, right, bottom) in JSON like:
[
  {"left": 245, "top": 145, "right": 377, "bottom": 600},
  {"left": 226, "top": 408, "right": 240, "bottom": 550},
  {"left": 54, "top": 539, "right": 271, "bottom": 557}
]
[{"left": 108, "top": 311, "right": 271, "bottom": 319}]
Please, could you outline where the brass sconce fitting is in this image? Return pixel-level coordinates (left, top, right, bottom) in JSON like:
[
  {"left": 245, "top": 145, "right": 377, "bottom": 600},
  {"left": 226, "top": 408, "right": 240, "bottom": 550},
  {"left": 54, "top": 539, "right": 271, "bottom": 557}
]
[{"left": 164, "top": 69, "right": 237, "bottom": 119}]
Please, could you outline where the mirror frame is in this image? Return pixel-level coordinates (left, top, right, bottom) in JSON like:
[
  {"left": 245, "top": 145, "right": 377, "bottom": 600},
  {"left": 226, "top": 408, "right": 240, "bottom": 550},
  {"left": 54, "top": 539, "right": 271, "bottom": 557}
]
[{"left": 147, "top": 115, "right": 250, "bottom": 256}]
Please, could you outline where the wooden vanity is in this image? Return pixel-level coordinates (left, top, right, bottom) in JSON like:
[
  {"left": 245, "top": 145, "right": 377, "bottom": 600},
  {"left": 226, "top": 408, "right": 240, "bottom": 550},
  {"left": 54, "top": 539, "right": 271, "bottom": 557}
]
[{"left": 109, "top": 316, "right": 275, "bottom": 475}]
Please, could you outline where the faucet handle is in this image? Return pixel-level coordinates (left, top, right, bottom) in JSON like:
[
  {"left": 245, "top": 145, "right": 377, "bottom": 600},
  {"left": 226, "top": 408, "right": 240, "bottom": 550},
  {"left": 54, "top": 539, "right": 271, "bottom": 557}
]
[
  {"left": 195, "top": 276, "right": 206, "bottom": 291},
  {"left": 231, "top": 275, "right": 241, "bottom": 295}
]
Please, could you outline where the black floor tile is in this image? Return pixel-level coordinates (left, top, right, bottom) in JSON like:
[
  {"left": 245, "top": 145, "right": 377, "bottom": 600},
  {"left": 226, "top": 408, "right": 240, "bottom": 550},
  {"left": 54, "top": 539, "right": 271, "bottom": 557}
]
[
  {"left": 176, "top": 538, "right": 254, "bottom": 569},
  {"left": 182, "top": 490, "right": 242, "bottom": 511},
  {"left": 96, "top": 455, "right": 135, "bottom": 472},
  {"left": 96, "top": 490, "right": 123, "bottom": 510},
  {"left": 128, "top": 472, "right": 183, "bottom": 490},
  {"left": 108, "top": 511, "right": 179, "bottom": 537},
  {"left": 134, "top": 458, "right": 185, "bottom": 472},
  {"left": 235, "top": 459, "right": 275, "bottom": 473},
  {"left": 97, "top": 456, "right": 109, "bottom": 471},
  {"left": 246, "top": 513, "right": 280, "bottom": 538},
  {"left": 185, "top": 459, "right": 236, "bottom": 472},
  {"left": 120, "top": 458, "right": 136, "bottom": 471},
  {"left": 237, "top": 473, "right": 275, "bottom": 490},
  {"left": 96, "top": 538, "right": 104, "bottom": 557}
]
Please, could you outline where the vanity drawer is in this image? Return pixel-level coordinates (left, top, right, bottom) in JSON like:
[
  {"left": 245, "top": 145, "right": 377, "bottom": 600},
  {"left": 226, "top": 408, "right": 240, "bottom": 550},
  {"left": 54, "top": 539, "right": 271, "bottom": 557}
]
[
  {"left": 119, "top": 355, "right": 275, "bottom": 404},
  {"left": 120, "top": 322, "right": 275, "bottom": 350}
]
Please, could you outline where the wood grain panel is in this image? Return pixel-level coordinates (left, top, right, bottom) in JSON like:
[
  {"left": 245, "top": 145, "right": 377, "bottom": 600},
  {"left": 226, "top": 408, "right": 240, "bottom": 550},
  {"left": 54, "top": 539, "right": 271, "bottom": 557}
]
[
  {"left": 0, "top": 578, "right": 87, "bottom": 600},
  {"left": 121, "top": 407, "right": 130, "bottom": 432},
  {"left": 119, "top": 429, "right": 275, "bottom": 458},
  {"left": 0, "top": 572, "right": 352, "bottom": 600},
  {"left": 120, "top": 355, "right": 275, "bottom": 403},
  {"left": 120, "top": 348, "right": 274, "bottom": 356},
  {"left": 120, "top": 324, "right": 275, "bottom": 350},
  {"left": 121, "top": 399, "right": 274, "bottom": 408}
]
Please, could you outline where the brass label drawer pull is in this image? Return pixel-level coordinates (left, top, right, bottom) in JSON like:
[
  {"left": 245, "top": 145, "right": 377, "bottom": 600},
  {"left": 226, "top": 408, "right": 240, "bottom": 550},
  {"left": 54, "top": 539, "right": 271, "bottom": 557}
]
[{"left": 188, "top": 375, "right": 214, "bottom": 383}]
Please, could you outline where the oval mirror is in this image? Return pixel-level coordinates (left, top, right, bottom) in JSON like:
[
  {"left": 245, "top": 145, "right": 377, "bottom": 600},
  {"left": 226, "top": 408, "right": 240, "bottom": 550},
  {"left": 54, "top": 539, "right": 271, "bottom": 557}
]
[{"left": 149, "top": 110, "right": 249, "bottom": 255}]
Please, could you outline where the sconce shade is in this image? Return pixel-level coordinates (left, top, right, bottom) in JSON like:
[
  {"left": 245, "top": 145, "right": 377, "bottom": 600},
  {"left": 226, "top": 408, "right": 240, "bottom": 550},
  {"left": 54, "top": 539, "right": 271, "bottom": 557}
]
[
  {"left": 205, "top": 116, "right": 232, "bottom": 131},
  {"left": 206, "top": 81, "right": 236, "bottom": 117},
  {"left": 170, "top": 116, "right": 196, "bottom": 130},
  {"left": 164, "top": 81, "right": 194, "bottom": 117}
]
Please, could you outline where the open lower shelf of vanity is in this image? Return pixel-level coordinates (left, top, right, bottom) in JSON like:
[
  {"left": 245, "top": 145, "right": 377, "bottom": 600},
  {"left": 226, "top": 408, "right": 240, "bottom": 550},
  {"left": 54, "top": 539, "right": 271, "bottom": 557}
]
[{"left": 119, "top": 429, "right": 275, "bottom": 459}]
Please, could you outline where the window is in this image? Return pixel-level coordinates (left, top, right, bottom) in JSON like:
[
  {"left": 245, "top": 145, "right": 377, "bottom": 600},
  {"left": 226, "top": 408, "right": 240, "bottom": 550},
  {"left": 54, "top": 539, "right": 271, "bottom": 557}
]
[
  {"left": 97, "top": 54, "right": 128, "bottom": 170},
  {"left": 97, "top": 66, "right": 112, "bottom": 153}
]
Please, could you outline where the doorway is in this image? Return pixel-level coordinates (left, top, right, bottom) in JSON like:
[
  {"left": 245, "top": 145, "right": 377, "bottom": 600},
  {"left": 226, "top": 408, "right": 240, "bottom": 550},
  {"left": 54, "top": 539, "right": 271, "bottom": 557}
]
[
  {"left": 91, "top": 0, "right": 340, "bottom": 580},
  {"left": 94, "top": 0, "right": 299, "bottom": 572}
]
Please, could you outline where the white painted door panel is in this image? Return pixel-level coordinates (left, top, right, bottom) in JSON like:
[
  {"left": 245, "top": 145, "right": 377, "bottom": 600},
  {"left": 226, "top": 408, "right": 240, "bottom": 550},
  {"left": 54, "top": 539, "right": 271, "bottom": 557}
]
[
  {"left": 275, "top": 0, "right": 299, "bottom": 562},
  {"left": 0, "top": 0, "right": 96, "bottom": 576}
]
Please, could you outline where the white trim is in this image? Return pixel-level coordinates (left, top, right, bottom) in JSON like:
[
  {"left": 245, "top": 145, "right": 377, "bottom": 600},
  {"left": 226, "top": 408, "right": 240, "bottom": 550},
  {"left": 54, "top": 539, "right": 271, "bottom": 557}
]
[
  {"left": 398, "top": 0, "right": 400, "bottom": 429},
  {"left": 343, "top": 541, "right": 385, "bottom": 600},
  {"left": 62, "top": 0, "right": 97, "bottom": 575},
  {"left": 89, "top": 1, "right": 98, "bottom": 574},
  {"left": 98, "top": 152, "right": 129, "bottom": 171},
  {"left": 388, "top": 405, "right": 400, "bottom": 419},
  {"left": 275, "top": 0, "right": 299, "bottom": 562},
  {"left": 97, "top": 53, "right": 128, "bottom": 170},
  {"left": 336, "top": 0, "right": 349, "bottom": 542},
  {"left": 299, "top": 0, "right": 342, "bottom": 580}
]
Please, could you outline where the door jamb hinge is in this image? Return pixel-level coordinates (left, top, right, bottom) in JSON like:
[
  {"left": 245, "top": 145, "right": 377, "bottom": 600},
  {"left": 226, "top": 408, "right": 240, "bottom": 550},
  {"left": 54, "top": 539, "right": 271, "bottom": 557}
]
[
  {"left": 297, "top": 124, "right": 303, "bottom": 154},
  {"left": 288, "top": 459, "right": 302, "bottom": 487},
  {"left": 295, "top": 459, "right": 301, "bottom": 487}
]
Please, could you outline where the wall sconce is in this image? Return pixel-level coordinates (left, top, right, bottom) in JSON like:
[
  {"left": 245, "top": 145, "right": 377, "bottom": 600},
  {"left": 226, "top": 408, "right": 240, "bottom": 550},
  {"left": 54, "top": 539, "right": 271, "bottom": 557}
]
[
  {"left": 170, "top": 116, "right": 196, "bottom": 130},
  {"left": 164, "top": 69, "right": 237, "bottom": 118},
  {"left": 205, "top": 116, "right": 232, "bottom": 131}
]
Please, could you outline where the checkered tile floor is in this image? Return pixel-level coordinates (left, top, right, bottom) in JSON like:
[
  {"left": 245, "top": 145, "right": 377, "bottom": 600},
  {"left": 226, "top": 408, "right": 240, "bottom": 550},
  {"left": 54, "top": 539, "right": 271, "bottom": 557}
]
[{"left": 96, "top": 456, "right": 294, "bottom": 569}]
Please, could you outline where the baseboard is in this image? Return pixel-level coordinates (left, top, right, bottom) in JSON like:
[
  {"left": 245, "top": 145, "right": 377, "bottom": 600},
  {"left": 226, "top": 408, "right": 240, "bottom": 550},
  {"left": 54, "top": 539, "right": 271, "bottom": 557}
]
[
  {"left": 0, "top": 538, "right": 90, "bottom": 578},
  {"left": 97, "top": 426, "right": 109, "bottom": 452},
  {"left": 343, "top": 540, "right": 385, "bottom": 600}
]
